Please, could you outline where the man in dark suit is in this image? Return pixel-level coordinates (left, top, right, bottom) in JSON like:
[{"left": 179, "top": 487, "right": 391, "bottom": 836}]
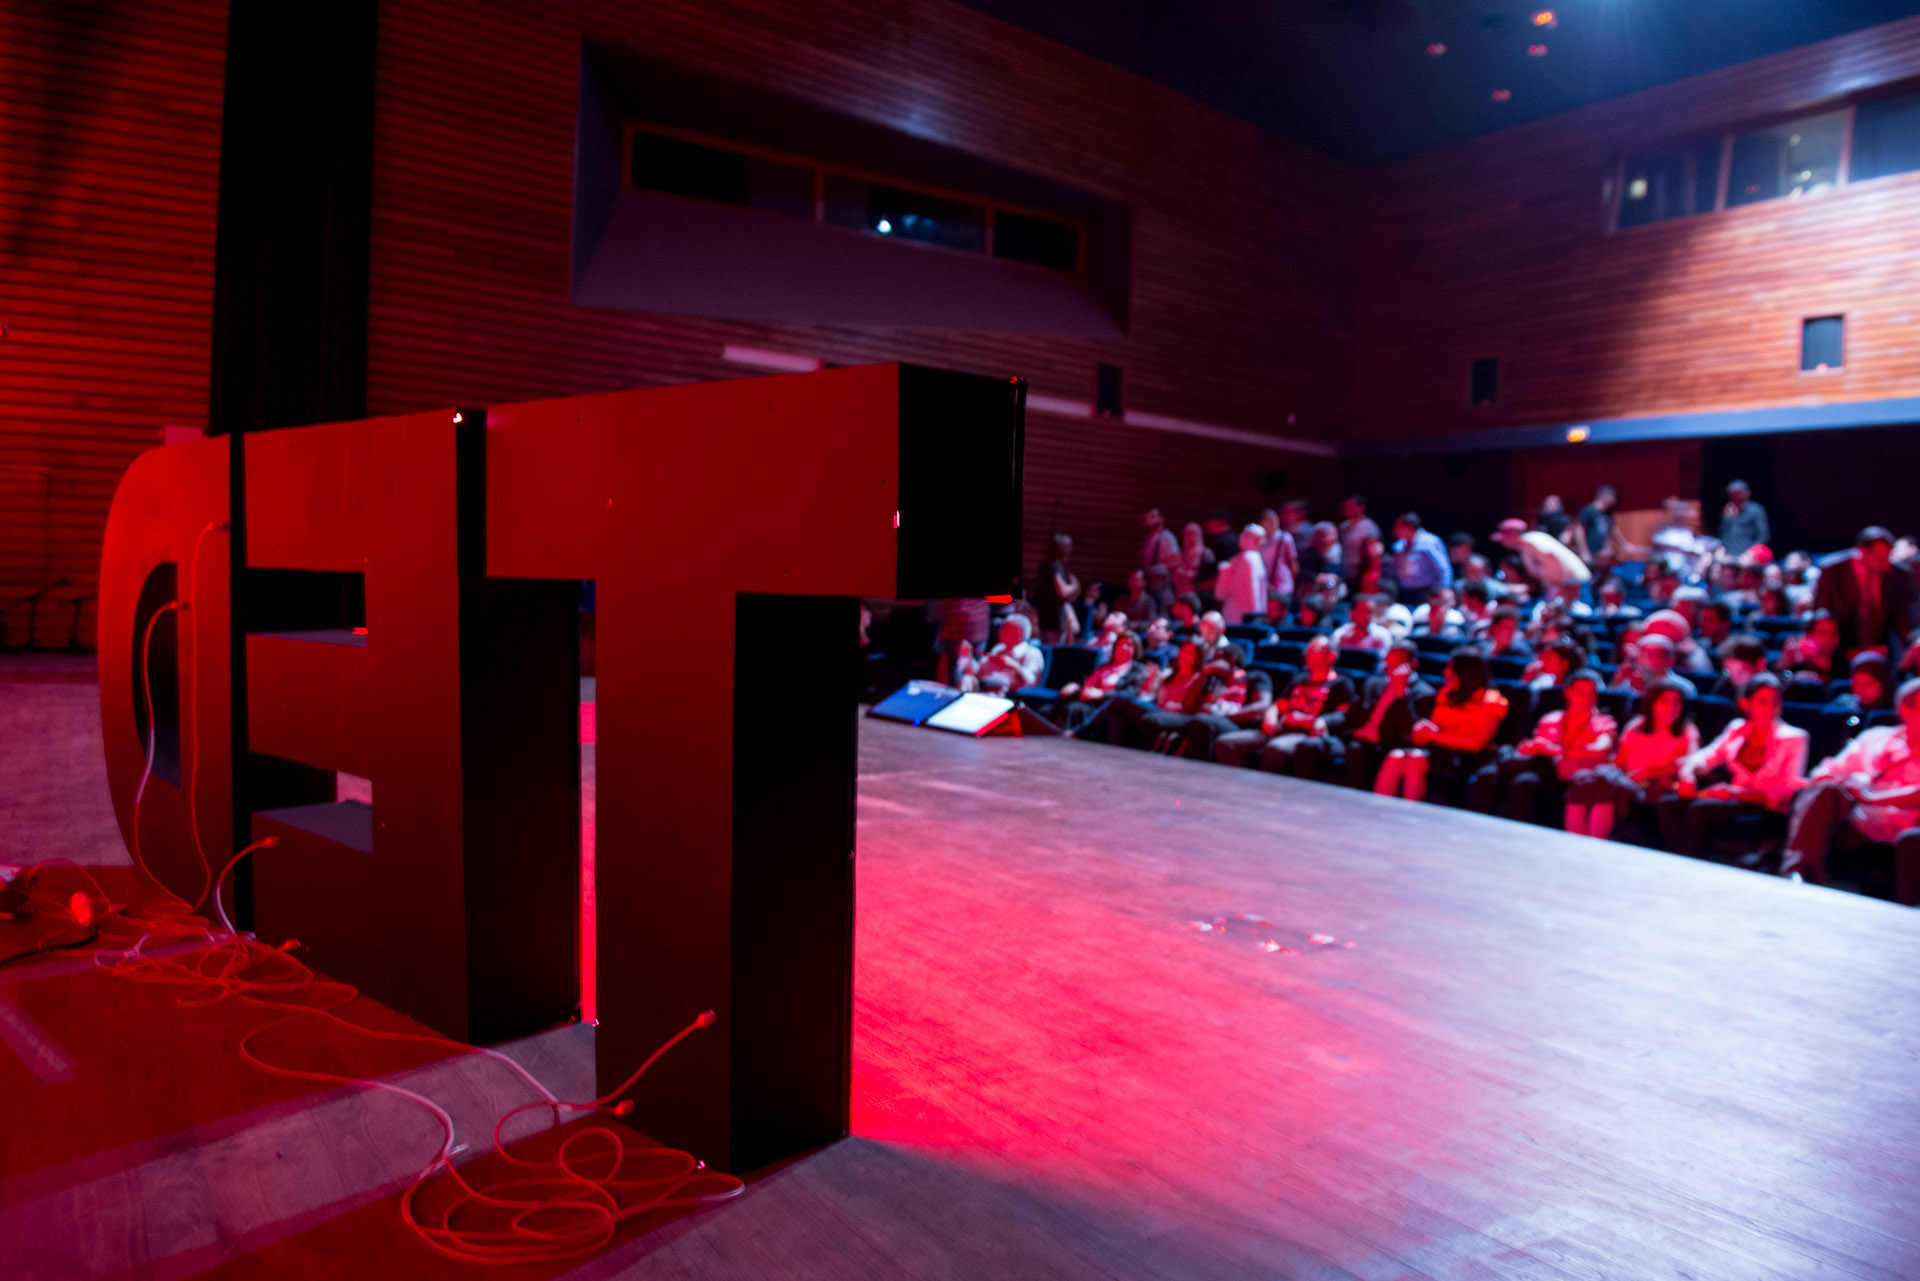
[{"left": 1813, "top": 527, "right": 1918, "bottom": 658}]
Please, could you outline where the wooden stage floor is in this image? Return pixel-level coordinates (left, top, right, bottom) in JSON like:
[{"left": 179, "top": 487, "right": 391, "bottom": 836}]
[{"left": 4, "top": 711, "right": 1919, "bottom": 1278}]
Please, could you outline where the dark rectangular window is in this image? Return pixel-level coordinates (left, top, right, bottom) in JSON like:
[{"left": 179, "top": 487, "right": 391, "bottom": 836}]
[
  {"left": 1469, "top": 358, "right": 1499, "bottom": 406},
  {"left": 994, "top": 211, "right": 1079, "bottom": 270},
  {"left": 1619, "top": 151, "right": 1689, "bottom": 228},
  {"left": 1692, "top": 138, "right": 1724, "bottom": 212},
  {"left": 1801, "top": 316, "right": 1844, "bottom": 372},
  {"left": 629, "top": 131, "right": 814, "bottom": 219},
  {"left": 1096, "top": 363, "right": 1124, "bottom": 418},
  {"left": 863, "top": 184, "right": 986, "bottom": 253},
  {"left": 1851, "top": 90, "right": 1920, "bottom": 182},
  {"left": 1727, "top": 110, "right": 1847, "bottom": 207}
]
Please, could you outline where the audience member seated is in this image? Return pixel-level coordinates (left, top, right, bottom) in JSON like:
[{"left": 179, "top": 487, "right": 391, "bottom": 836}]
[
  {"left": 1353, "top": 537, "right": 1390, "bottom": 599},
  {"left": 1251, "top": 637, "right": 1359, "bottom": 777},
  {"left": 1660, "top": 674, "right": 1808, "bottom": 859},
  {"left": 1295, "top": 591, "right": 1339, "bottom": 630},
  {"left": 1641, "top": 608, "right": 1713, "bottom": 677},
  {"left": 1522, "top": 637, "right": 1580, "bottom": 690},
  {"left": 1565, "top": 679, "right": 1699, "bottom": 840},
  {"left": 1213, "top": 636, "right": 1349, "bottom": 770},
  {"left": 1411, "top": 586, "right": 1467, "bottom": 638},
  {"left": 1531, "top": 581, "right": 1592, "bottom": 625},
  {"left": 1112, "top": 569, "right": 1163, "bottom": 630},
  {"left": 1640, "top": 557, "right": 1678, "bottom": 606},
  {"left": 1137, "top": 640, "right": 1246, "bottom": 753},
  {"left": 1375, "top": 648, "right": 1508, "bottom": 803},
  {"left": 1480, "top": 606, "right": 1534, "bottom": 661},
  {"left": 1076, "top": 635, "right": 1201, "bottom": 748},
  {"left": 1331, "top": 594, "right": 1393, "bottom": 652},
  {"left": 1829, "top": 651, "right": 1894, "bottom": 718},
  {"left": 1781, "top": 677, "right": 1920, "bottom": 889},
  {"left": 1696, "top": 599, "right": 1735, "bottom": 653},
  {"left": 956, "top": 614, "right": 1044, "bottom": 695},
  {"left": 1458, "top": 578, "right": 1496, "bottom": 632},
  {"left": 1332, "top": 641, "right": 1434, "bottom": 789},
  {"left": 1812, "top": 526, "right": 1917, "bottom": 659},
  {"left": 1755, "top": 584, "right": 1794, "bottom": 619},
  {"left": 1144, "top": 562, "right": 1176, "bottom": 614},
  {"left": 1217, "top": 523, "right": 1269, "bottom": 625},
  {"left": 1612, "top": 632, "right": 1696, "bottom": 698},
  {"left": 1705, "top": 636, "right": 1769, "bottom": 701},
  {"left": 1775, "top": 610, "right": 1843, "bottom": 685},
  {"left": 1595, "top": 577, "right": 1643, "bottom": 622},
  {"left": 1176, "top": 662, "right": 1277, "bottom": 761},
  {"left": 1470, "top": 669, "right": 1615, "bottom": 823},
  {"left": 1055, "top": 631, "right": 1147, "bottom": 732}
]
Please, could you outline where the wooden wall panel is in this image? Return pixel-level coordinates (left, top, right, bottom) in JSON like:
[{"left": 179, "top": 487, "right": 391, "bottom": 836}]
[
  {"left": 0, "top": 0, "right": 227, "bottom": 649},
  {"left": 364, "top": 0, "right": 1356, "bottom": 585},
  {"left": 1355, "top": 16, "right": 1920, "bottom": 442}
]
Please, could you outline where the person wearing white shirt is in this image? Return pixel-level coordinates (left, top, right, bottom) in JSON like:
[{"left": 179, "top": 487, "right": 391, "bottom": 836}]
[
  {"left": 1331, "top": 595, "right": 1393, "bottom": 653},
  {"left": 1493, "top": 518, "right": 1591, "bottom": 591},
  {"left": 1216, "top": 524, "right": 1268, "bottom": 626},
  {"left": 1411, "top": 586, "right": 1467, "bottom": 637},
  {"left": 1782, "top": 677, "right": 1920, "bottom": 884},
  {"left": 1661, "top": 674, "right": 1809, "bottom": 857}
]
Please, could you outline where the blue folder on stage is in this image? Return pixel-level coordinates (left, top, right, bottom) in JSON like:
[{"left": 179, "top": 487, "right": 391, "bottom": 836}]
[{"left": 869, "top": 681, "right": 964, "bottom": 725}]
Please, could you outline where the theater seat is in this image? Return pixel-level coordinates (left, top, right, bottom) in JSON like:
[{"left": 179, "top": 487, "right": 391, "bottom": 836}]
[
  {"left": 1489, "top": 654, "right": 1530, "bottom": 683},
  {"left": 1689, "top": 694, "right": 1737, "bottom": 741},
  {"left": 1256, "top": 641, "right": 1306, "bottom": 667},
  {"left": 1249, "top": 661, "right": 1296, "bottom": 695},
  {"left": 1493, "top": 680, "right": 1536, "bottom": 743},
  {"left": 1013, "top": 642, "right": 1102, "bottom": 709},
  {"left": 1334, "top": 648, "right": 1382, "bottom": 678},
  {"left": 1225, "top": 624, "right": 1276, "bottom": 649}
]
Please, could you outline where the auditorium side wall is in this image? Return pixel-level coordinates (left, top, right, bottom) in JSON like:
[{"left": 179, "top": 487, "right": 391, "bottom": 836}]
[
  {"left": 1355, "top": 16, "right": 1920, "bottom": 444},
  {"left": 362, "top": 0, "right": 1355, "bottom": 588},
  {"left": 0, "top": 0, "right": 228, "bottom": 648}
]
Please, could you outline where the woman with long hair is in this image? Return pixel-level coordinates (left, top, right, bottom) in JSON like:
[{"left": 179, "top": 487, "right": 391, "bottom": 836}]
[
  {"left": 1375, "top": 647, "right": 1508, "bottom": 802},
  {"left": 1172, "top": 521, "right": 1215, "bottom": 602}
]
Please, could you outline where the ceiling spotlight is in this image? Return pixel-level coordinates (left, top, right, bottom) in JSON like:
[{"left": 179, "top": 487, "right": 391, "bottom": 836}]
[
  {"left": 876, "top": 218, "right": 893, "bottom": 234},
  {"left": 1566, "top": 425, "right": 1591, "bottom": 444},
  {"left": 1491, "top": 89, "right": 1513, "bottom": 102},
  {"left": 1527, "top": 43, "right": 1548, "bottom": 56},
  {"left": 1426, "top": 41, "right": 1447, "bottom": 55},
  {"left": 1532, "top": 10, "right": 1556, "bottom": 28}
]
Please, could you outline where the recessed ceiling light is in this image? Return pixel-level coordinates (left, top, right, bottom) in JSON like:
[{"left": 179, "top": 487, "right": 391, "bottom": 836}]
[
  {"left": 1527, "top": 44, "right": 1548, "bottom": 57},
  {"left": 1491, "top": 89, "right": 1513, "bottom": 102},
  {"left": 1532, "top": 10, "right": 1556, "bottom": 28},
  {"left": 1426, "top": 42, "right": 1447, "bottom": 56}
]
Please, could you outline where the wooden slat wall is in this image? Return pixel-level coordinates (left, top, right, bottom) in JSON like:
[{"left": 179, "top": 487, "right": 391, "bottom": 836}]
[
  {"left": 0, "top": 0, "right": 227, "bottom": 649},
  {"left": 1355, "top": 16, "right": 1920, "bottom": 442},
  {"left": 364, "top": 0, "right": 1355, "bottom": 587}
]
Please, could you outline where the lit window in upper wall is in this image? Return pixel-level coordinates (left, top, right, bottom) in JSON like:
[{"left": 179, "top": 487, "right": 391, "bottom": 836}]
[
  {"left": 1726, "top": 110, "right": 1847, "bottom": 207},
  {"left": 1850, "top": 89, "right": 1920, "bottom": 183},
  {"left": 1618, "top": 151, "right": 1689, "bottom": 228}
]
